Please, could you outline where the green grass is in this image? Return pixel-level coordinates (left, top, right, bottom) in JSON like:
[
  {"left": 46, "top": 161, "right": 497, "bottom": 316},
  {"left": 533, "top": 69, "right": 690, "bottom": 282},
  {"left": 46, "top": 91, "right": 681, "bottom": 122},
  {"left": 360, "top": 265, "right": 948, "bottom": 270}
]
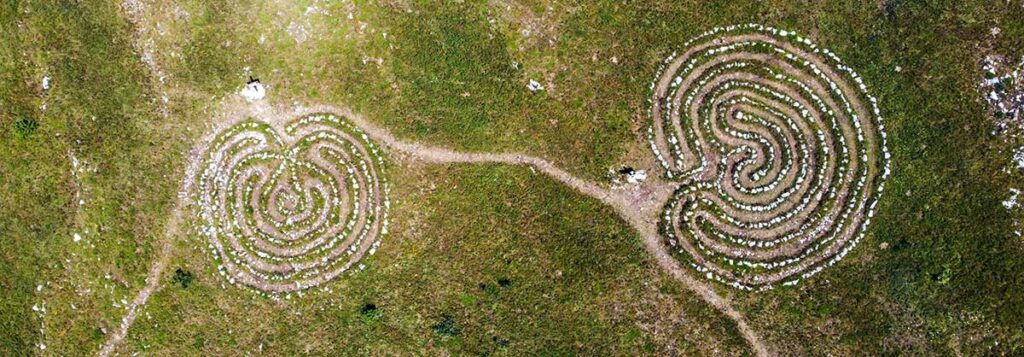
[
  {"left": 1, "top": 0, "right": 195, "bottom": 353},
  {"left": 121, "top": 164, "right": 748, "bottom": 355},
  {"left": 2, "top": 0, "right": 1024, "bottom": 355},
  {"left": 1, "top": 3, "right": 53, "bottom": 352}
]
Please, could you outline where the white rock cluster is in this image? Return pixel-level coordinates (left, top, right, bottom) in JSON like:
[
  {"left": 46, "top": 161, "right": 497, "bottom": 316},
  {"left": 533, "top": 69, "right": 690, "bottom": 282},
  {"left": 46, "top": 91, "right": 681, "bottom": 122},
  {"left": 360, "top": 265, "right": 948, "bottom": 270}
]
[
  {"left": 240, "top": 80, "right": 266, "bottom": 102},
  {"left": 981, "top": 55, "right": 1023, "bottom": 132}
]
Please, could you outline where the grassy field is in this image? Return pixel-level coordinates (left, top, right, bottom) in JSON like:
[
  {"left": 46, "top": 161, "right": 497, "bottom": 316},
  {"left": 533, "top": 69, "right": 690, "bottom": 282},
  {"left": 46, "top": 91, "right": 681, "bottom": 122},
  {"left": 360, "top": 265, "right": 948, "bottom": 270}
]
[{"left": 2, "top": 0, "right": 1024, "bottom": 355}]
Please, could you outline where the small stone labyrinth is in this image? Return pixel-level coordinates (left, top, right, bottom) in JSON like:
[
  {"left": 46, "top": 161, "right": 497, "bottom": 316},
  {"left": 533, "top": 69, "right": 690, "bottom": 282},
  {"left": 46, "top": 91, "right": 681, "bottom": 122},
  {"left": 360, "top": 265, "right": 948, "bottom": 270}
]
[
  {"left": 648, "top": 24, "right": 891, "bottom": 290},
  {"left": 195, "top": 113, "right": 390, "bottom": 296}
]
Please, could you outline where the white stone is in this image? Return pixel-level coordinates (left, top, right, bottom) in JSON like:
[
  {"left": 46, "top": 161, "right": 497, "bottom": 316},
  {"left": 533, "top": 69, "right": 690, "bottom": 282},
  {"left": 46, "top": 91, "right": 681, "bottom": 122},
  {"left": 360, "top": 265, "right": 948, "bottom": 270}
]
[
  {"left": 240, "top": 81, "right": 266, "bottom": 102},
  {"left": 1003, "top": 188, "right": 1020, "bottom": 210},
  {"left": 626, "top": 170, "right": 647, "bottom": 184},
  {"left": 527, "top": 79, "right": 544, "bottom": 92}
]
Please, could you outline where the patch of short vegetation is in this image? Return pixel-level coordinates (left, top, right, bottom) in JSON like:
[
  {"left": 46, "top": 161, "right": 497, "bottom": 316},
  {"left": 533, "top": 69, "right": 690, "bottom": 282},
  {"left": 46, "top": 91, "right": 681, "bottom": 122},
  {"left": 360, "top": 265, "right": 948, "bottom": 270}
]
[
  {"left": 359, "top": 303, "right": 380, "bottom": 323},
  {"left": 12, "top": 116, "right": 38, "bottom": 139},
  {"left": 431, "top": 314, "right": 459, "bottom": 337},
  {"left": 493, "top": 335, "right": 510, "bottom": 348},
  {"left": 172, "top": 268, "right": 194, "bottom": 289}
]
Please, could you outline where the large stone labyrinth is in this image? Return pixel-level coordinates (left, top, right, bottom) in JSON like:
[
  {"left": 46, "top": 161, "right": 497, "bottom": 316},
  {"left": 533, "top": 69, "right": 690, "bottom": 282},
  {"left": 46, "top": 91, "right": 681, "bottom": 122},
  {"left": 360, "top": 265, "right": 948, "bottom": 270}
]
[
  {"left": 649, "top": 24, "right": 891, "bottom": 290},
  {"left": 195, "top": 113, "right": 390, "bottom": 295}
]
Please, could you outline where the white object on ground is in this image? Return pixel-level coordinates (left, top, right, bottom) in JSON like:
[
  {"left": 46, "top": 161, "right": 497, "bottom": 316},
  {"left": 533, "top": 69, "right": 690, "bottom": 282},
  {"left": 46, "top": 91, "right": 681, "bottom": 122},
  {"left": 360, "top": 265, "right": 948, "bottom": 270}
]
[
  {"left": 73, "top": 233, "right": 82, "bottom": 242},
  {"left": 1004, "top": 188, "right": 1020, "bottom": 210},
  {"left": 42, "top": 76, "right": 51, "bottom": 91},
  {"left": 527, "top": 79, "right": 544, "bottom": 92},
  {"left": 1015, "top": 146, "right": 1024, "bottom": 171},
  {"left": 241, "top": 81, "right": 266, "bottom": 102},
  {"left": 626, "top": 170, "right": 647, "bottom": 184}
]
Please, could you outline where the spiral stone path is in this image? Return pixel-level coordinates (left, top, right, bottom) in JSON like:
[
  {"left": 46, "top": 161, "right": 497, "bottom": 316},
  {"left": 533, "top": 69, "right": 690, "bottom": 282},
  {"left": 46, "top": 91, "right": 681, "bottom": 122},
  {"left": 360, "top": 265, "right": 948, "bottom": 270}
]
[
  {"left": 194, "top": 114, "right": 390, "bottom": 295},
  {"left": 648, "top": 24, "right": 890, "bottom": 291}
]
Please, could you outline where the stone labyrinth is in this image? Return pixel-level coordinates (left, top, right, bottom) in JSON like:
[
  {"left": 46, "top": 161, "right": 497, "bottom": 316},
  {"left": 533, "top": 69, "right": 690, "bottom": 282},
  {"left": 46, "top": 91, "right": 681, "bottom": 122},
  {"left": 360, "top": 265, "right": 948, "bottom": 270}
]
[
  {"left": 189, "top": 24, "right": 891, "bottom": 296},
  {"left": 648, "top": 24, "right": 891, "bottom": 290},
  {"left": 195, "top": 113, "right": 390, "bottom": 296}
]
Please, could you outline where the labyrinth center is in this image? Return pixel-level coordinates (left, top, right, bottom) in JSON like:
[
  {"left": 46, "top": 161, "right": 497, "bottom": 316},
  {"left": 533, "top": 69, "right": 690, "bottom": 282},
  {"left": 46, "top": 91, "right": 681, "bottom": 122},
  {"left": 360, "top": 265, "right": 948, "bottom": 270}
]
[
  {"left": 649, "top": 25, "right": 891, "bottom": 290},
  {"left": 195, "top": 113, "right": 390, "bottom": 295}
]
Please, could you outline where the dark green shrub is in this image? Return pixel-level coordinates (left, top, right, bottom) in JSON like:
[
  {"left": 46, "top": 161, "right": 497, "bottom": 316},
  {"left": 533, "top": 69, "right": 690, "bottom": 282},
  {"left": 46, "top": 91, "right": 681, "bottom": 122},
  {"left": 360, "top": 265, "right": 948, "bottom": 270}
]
[
  {"left": 172, "top": 268, "right": 194, "bottom": 288},
  {"left": 431, "top": 314, "right": 459, "bottom": 337},
  {"left": 931, "top": 265, "right": 952, "bottom": 285},
  {"left": 497, "top": 277, "right": 512, "bottom": 287},
  {"left": 359, "top": 303, "right": 380, "bottom": 323},
  {"left": 12, "top": 116, "right": 38, "bottom": 139}
]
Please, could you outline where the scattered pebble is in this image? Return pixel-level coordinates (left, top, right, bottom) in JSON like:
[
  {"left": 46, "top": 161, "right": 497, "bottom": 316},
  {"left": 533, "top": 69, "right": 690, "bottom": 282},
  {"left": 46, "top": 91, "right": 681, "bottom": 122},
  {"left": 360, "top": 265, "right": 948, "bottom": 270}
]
[
  {"left": 980, "top": 55, "right": 1023, "bottom": 134},
  {"left": 527, "top": 79, "right": 544, "bottom": 92},
  {"left": 286, "top": 22, "right": 309, "bottom": 45},
  {"left": 1003, "top": 188, "right": 1020, "bottom": 210},
  {"left": 1015, "top": 147, "right": 1024, "bottom": 172}
]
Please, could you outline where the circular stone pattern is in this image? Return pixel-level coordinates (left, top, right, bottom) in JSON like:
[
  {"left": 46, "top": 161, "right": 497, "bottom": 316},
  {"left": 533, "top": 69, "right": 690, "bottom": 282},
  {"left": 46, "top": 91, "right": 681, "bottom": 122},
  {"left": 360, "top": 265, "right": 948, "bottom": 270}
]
[
  {"left": 648, "top": 24, "right": 890, "bottom": 290},
  {"left": 195, "top": 113, "right": 390, "bottom": 295}
]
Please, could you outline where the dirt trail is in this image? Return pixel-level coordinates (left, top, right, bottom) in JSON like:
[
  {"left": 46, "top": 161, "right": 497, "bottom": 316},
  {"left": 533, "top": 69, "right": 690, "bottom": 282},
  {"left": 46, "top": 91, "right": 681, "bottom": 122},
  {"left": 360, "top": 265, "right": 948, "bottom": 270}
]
[
  {"left": 99, "top": 1, "right": 180, "bottom": 355},
  {"left": 101, "top": 99, "right": 770, "bottom": 356},
  {"left": 335, "top": 105, "right": 772, "bottom": 357},
  {"left": 97, "top": 207, "right": 181, "bottom": 357},
  {"left": 107, "top": 1, "right": 769, "bottom": 353},
  {"left": 239, "top": 101, "right": 773, "bottom": 356}
]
